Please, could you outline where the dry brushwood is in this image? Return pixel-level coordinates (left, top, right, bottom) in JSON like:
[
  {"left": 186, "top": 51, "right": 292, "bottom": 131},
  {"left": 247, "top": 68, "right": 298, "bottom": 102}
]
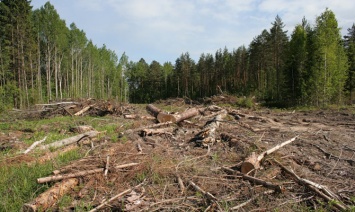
[
  {"left": 88, "top": 180, "right": 146, "bottom": 212},
  {"left": 37, "top": 163, "right": 139, "bottom": 183},
  {"left": 273, "top": 159, "right": 348, "bottom": 211},
  {"left": 194, "top": 110, "right": 227, "bottom": 146},
  {"left": 241, "top": 136, "right": 298, "bottom": 174},
  {"left": 23, "top": 178, "right": 79, "bottom": 212},
  {"left": 222, "top": 167, "right": 283, "bottom": 193}
]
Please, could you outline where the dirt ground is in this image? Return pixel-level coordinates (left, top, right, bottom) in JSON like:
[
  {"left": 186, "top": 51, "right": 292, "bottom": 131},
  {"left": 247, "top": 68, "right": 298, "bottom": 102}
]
[{"left": 1, "top": 97, "right": 355, "bottom": 211}]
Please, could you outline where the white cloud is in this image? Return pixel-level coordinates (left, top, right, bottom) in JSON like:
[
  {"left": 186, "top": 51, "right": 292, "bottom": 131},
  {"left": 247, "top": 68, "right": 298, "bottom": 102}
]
[{"left": 31, "top": 0, "right": 355, "bottom": 63}]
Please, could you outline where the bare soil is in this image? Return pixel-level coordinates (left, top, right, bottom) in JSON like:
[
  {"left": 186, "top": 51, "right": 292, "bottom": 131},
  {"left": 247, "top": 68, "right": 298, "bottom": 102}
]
[{"left": 1, "top": 97, "right": 355, "bottom": 211}]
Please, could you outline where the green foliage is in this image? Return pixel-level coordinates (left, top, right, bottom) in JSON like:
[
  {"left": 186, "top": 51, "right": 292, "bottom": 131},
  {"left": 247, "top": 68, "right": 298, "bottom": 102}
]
[{"left": 0, "top": 163, "right": 53, "bottom": 211}]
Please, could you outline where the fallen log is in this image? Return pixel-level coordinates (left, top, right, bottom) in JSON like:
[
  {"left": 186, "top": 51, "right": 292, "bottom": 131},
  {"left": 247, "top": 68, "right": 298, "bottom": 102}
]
[
  {"left": 194, "top": 110, "right": 227, "bottom": 146},
  {"left": 40, "top": 130, "right": 99, "bottom": 150},
  {"left": 23, "top": 136, "right": 47, "bottom": 154},
  {"left": 37, "top": 163, "right": 139, "bottom": 183},
  {"left": 37, "top": 168, "right": 104, "bottom": 184},
  {"left": 157, "top": 108, "right": 199, "bottom": 123},
  {"left": 146, "top": 104, "right": 162, "bottom": 117},
  {"left": 23, "top": 178, "right": 78, "bottom": 212},
  {"left": 140, "top": 127, "right": 174, "bottom": 137},
  {"left": 74, "top": 104, "right": 95, "bottom": 116},
  {"left": 146, "top": 104, "right": 199, "bottom": 123},
  {"left": 241, "top": 136, "right": 298, "bottom": 174}
]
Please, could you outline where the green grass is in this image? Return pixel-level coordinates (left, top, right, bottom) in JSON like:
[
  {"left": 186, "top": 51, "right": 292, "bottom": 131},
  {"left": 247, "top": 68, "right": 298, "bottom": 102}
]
[
  {"left": 0, "top": 148, "right": 83, "bottom": 211},
  {"left": 0, "top": 162, "right": 53, "bottom": 211},
  {"left": 0, "top": 111, "right": 117, "bottom": 211}
]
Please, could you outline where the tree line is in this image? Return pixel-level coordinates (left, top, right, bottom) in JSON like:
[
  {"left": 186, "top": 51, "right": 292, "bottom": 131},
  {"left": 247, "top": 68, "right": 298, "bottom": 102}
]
[
  {"left": 0, "top": 0, "right": 127, "bottom": 111},
  {"left": 127, "top": 11, "right": 355, "bottom": 107},
  {"left": 0, "top": 1, "right": 354, "bottom": 111}
]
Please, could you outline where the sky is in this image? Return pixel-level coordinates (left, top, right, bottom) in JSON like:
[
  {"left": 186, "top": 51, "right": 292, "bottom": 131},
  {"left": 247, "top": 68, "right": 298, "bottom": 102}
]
[{"left": 31, "top": 0, "right": 355, "bottom": 64}]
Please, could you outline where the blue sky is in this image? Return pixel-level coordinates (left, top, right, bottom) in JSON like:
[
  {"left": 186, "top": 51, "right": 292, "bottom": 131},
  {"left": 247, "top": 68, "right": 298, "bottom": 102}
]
[{"left": 31, "top": 0, "right": 355, "bottom": 64}]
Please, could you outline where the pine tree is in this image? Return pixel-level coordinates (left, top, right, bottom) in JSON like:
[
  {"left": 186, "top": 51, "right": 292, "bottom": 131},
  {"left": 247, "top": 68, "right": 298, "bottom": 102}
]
[{"left": 344, "top": 24, "right": 355, "bottom": 103}]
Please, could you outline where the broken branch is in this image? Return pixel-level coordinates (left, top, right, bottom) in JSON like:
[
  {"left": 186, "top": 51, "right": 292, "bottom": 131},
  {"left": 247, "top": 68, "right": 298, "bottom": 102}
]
[
  {"left": 241, "top": 136, "right": 298, "bottom": 174},
  {"left": 23, "top": 136, "right": 47, "bottom": 154}
]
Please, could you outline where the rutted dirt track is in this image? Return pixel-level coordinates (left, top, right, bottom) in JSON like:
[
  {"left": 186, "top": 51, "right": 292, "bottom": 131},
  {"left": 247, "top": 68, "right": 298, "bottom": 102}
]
[{"left": 1, "top": 97, "right": 355, "bottom": 211}]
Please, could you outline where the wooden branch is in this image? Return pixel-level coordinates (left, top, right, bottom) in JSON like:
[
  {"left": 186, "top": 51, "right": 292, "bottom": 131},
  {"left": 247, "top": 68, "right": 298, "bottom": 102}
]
[
  {"left": 37, "top": 163, "right": 139, "bottom": 183},
  {"left": 188, "top": 180, "right": 217, "bottom": 202},
  {"left": 222, "top": 167, "right": 283, "bottom": 193},
  {"left": 230, "top": 190, "right": 274, "bottom": 211},
  {"left": 115, "top": 162, "right": 139, "bottom": 169},
  {"left": 89, "top": 181, "right": 145, "bottom": 212},
  {"left": 194, "top": 110, "right": 227, "bottom": 146},
  {"left": 104, "top": 156, "right": 110, "bottom": 176},
  {"left": 124, "top": 114, "right": 137, "bottom": 119},
  {"left": 140, "top": 127, "right": 174, "bottom": 137},
  {"left": 37, "top": 168, "right": 104, "bottom": 183},
  {"left": 74, "top": 104, "right": 95, "bottom": 116},
  {"left": 69, "top": 125, "right": 94, "bottom": 133},
  {"left": 274, "top": 159, "right": 348, "bottom": 211},
  {"left": 241, "top": 136, "right": 298, "bottom": 174},
  {"left": 176, "top": 175, "right": 185, "bottom": 194},
  {"left": 40, "top": 130, "right": 99, "bottom": 150},
  {"left": 23, "top": 136, "right": 47, "bottom": 154},
  {"left": 23, "top": 178, "right": 78, "bottom": 212}
]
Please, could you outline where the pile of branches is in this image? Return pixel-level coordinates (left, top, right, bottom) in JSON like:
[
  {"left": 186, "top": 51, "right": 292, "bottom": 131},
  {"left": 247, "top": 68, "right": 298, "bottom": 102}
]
[{"left": 28, "top": 99, "right": 135, "bottom": 118}]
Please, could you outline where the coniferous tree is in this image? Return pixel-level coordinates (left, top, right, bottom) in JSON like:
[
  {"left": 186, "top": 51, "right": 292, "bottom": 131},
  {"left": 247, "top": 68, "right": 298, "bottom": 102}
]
[{"left": 344, "top": 24, "right": 355, "bottom": 103}]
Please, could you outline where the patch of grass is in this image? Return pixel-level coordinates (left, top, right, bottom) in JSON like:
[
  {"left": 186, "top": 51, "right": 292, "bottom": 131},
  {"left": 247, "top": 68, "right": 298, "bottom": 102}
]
[
  {"left": 0, "top": 162, "right": 53, "bottom": 211},
  {"left": 236, "top": 97, "right": 255, "bottom": 109}
]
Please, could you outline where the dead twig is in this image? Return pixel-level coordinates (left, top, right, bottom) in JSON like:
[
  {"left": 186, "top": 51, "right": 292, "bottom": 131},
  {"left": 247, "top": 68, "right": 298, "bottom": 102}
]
[
  {"left": 274, "top": 159, "right": 348, "bottom": 211},
  {"left": 89, "top": 180, "right": 146, "bottom": 212}
]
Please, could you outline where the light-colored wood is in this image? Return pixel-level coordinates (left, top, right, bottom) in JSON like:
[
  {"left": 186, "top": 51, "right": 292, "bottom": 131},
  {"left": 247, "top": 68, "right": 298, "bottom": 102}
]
[
  {"left": 195, "top": 110, "right": 227, "bottom": 146},
  {"left": 37, "top": 163, "right": 139, "bottom": 183},
  {"left": 140, "top": 127, "right": 174, "bottom": 136},
  {"left": 124, "top": 114, "right": 137, "bottom": 119},
  {"left": 241, "top": 136, "right": 298, "bottom": 174},
  {"left": 37, "top": 168, "right": 104, "bottom": 183},
  {"left": 74, "top": 104, "right": 95, "bottom": 116},
  {"left": 23, "top": 178, "right": 78, "bottom": 212},
  {"left": 23, "top": 136, "right": 47, "bottom": 154},
  {"left": 40, "top": 130, "right": 99, "bottom": 150}
]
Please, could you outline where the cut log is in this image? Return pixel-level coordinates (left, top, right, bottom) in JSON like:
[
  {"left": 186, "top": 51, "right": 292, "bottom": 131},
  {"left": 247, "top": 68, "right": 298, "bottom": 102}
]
[
  {"left": 40, "top": 130, "right": 99, "bottom": 150},
  {"left": 140, "top": 127, "right": 174, "bottom": 137},
  {"left": 124, "top": 114, "right": 137, "bottom": 119},
  {"left": 23, "top": 178, "right": 78, "bottom": 212},
  {"left": 147, "top": 104, "right": 199, "bottom": 123},
  {"left": 74, "top": 104, "right": 95, "bottom": 116},
  {"left": 194, "top": 110, "right": 227, "bottom": 146},
  {"left": 241, "top": 136, "right": 298, "bottom": 174},
  {"left": 146, "top": 104, "right": 161, "bottom": 117}
]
